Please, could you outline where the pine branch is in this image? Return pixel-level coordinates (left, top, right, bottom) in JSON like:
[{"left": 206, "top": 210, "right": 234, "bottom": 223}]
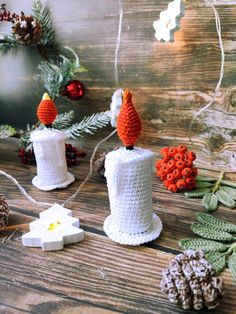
[
  {"left": 53, "top": 111, "right": 75, "bottom": 129},
  {"left": 32, "top": 0, "right": 55, "bottom": 46},
  {"left": 0, "top": 125, "right": 16, "bottom": 139},
  {"left": 64, "top": 111, "right": 111, "bottom": 139},
  {"left": 38, "top": 47, "right": 82, "bottom": 99},
  {"left": 0, "top": 34, "right": 17, "bottom": 54}
]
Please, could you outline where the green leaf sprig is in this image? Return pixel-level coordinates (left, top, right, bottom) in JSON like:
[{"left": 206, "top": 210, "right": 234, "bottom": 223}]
[
  {"left": 179, "top": 212, "right": 236, "bottom": 280},
  {"left": 185, "top": 171, "right": 236, "bottom": 211}
]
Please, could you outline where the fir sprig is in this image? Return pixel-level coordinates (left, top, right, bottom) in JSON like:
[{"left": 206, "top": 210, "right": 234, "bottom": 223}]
[
  {"left": 0, "top": 124, "right": 16, "bottom": 139},
  {"left": 18, "top": 110, "right": 110, "bottom": 149},
  {"left": 32, "top": 0, "right": 55, "bottom": 46},
  {"left": 185, "top": 172, "right": 236, "bottom": 211},
  {"left": 179, "top": 212, "right": 236, "bottom": 279},
  {"left": 64, "top": 111, "right": 111, "bottom": 139},
  {"left": 38, "top": 47, "right": 85, "bottom": 99},
  {"left": 0, "top": 34, "right": 17, "bottom": 54}
]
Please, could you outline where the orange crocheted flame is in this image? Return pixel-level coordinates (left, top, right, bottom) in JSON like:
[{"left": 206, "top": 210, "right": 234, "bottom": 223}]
[
  {"left": 117, "top": 90, "right": 142, "bottom": 147},
  {"left": 37, "top": 93, "right": 58, "bottom": 125}
]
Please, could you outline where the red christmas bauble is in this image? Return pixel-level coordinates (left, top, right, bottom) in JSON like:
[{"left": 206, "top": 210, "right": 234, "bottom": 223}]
[{"left": 64, "top": 80, "right": 85, "bottom": 101}]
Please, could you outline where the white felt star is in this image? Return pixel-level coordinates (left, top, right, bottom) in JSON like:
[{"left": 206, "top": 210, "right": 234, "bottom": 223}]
[
  {"left": 153, "top": 0, "right": 185, "bottom": 42},
  {"left": 22, "top": 204, "right": 84, "bottom": 251}
]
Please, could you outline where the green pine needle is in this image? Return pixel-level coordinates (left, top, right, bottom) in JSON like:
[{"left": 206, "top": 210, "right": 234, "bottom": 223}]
[
  {"left": 64, "top": 111, "right": 111, "bottom": 139},
  {"left": 0, "top": 34, "right": 17, "bottom": 54},
  {"left": 32, "top": 0, "right": 55, "bottom": 46},
  {"left": 38, "top": 47, "right": 82, "bottom": 99},
  {"left": 53, "top": 111, "right": 75, "bottom": 129}
]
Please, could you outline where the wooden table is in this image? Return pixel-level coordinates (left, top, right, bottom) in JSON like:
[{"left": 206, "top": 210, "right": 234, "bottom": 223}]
[{"left": 0, "top": 137, "right": 235, "bottom": 314}]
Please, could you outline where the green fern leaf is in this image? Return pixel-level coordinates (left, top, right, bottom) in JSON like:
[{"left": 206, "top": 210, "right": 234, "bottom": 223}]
[
  {"left": 184, "top": 188, "right": 212, "bottom": 198},
  {"left": 215, "top": 190, "right": 236, "bottom": 209},
  {"left": 179, "top": 238, "right": 227, "bottom": 252},
  {"left": 220, "top": 186, "right": 236, "bottom": 200},
  {"left": 191, "top": 223, "right": 234, "bottom": 242},
  {"left": 196, "top": 176, "right": 217, "bottom": 182},
  {"left": 196, "top": 212, "right": 236, "bottom": 233},
  {"left": 202, "top": 193, "right": 218, "bottom": 212},
  {"left": 228, "top": 252, "right": 236, "bottom": 282},
  {"left": 221, "top": 180, "right": 236, "bottom": 189},
  {"left": 205, "top": 252, "right": 226, "bottom": 273}
]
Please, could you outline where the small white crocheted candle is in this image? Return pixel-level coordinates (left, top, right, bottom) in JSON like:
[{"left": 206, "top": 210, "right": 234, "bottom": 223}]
[
  {"left": 103, "top": 90, "right": 162, "bottom": 245},
  {"left": 31, "top": 93, "right": 74, "bottom": 191}
]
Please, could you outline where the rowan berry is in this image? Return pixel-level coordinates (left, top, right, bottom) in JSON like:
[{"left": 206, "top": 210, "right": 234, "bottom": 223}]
[
  {"left": 168, "top": 184, "right": 178, "bottom": 193},
  {"left": 177, "top": 144, "right": 187, "bottom": 154},
  {"left": 174, "top": 153, "right": 185, "bottom": 161},
  {"left": 185, "top": 159, "right": 193, "bottom": 167},
  {"left": 168, "top": 147, "right": 177, "bottom": 157},
  {"left": 162, "top": 164, "right": 171, "bottom": 174},
  {"left": 156, "top": 160, "right": 163, "bottom": 170},
  {"left": 185, "top": 176, "right": 195, "bottom": 185},
  {"left": 176, "top": 179, "right": 187, "bottom": 190},
  {"left": 160, "top": 147, "right": 169, "bottom": 156},
  {"left": 166, "top": 173, "right": 175, "bottom": 183},
  {"left": 167, "top": 160, "right": 176, "bottom": 171},
  {"left": 186, "top": 151, "right": 196, "bottom": 161},
  {"left": 172, "top": 168, "right": 182, "bottom": 179},
  {"left": 182, "top": 167, "right": 192, "bottom": 178},
  {"left": 176, "top": 160, "right": 185, "bottom": 170},
  {"left": 163, "top": 180, "right": 169, "bottom": 188},
  {"left": 192, "top": 167, "right": 198, "bottom": 175}
]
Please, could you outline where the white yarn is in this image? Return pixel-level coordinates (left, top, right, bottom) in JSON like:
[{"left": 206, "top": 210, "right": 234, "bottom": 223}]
[
  {"left": 189, "top": 2, "right": 225, "bottom": 134},
  {"left": 104, "top": 147, "right": 163, "bottom": 245},
  {"left": 114, "top": 0, "right": 123, "bottom": 87},
  {"left": 31, "top": 128, "right": 75, "bottom": 191},
  {"left": 0, "top": 171, "right": 53, "bottom": 207}
]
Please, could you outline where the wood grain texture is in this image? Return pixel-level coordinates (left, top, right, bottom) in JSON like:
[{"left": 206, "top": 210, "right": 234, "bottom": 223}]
[{"left": 0, "top": 138, "right": 236, "bottom": 314}]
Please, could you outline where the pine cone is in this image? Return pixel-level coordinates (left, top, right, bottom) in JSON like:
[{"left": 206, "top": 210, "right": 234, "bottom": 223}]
[
  {"left": 94, "top": 152, "right": 107, "bottom": 177},
  {"left": 94, "top": 147, "right": 120, "bottom": 177},
  {"left": 12, "top": 14, "right": 42, "bottom": 45},
  {"left": 0, "top": 194, "right": 9, "bottom": 228},
  {"left": 160, "top": 250, "right": 225, "bottom": 310}
]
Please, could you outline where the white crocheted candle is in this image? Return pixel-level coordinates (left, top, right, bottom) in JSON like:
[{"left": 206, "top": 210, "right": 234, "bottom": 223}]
[
  {"left": 103, "top": 147, "right": 162, "bottom": 245},
  {"left": 31, "top": 128, "right": 74, "bottom": 191}
]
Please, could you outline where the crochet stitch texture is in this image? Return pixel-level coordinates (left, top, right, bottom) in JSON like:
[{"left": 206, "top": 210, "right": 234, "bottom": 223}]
[
  {"left": 104, "top": 147, "right": 162, "bottom": 245},
  {"left": 37, "top": 93, "right": 58, "bottom": 125},
  {"left": 31, "top": 128, "right": 74, "bottom": 191},
  {"left": 117, "top": 90, "right": 142, "bottom": 147}
]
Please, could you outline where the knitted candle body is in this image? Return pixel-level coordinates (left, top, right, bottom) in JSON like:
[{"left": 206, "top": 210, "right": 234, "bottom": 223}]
[
  {"left": 104, "top": 147, "right": 162, "bottom": 245},
  {"left": 31, "top": 129, "right": 74, "bottom": 191}
]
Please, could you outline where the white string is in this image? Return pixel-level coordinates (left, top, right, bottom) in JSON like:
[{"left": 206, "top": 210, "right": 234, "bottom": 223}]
[
  {"left": 114, "top": 0, "right": 123, "bottom": 87},
  {"left": 188, "top": 2, "right": 225, "bottom": 134},
  {"left": 0, "top": 170, "right": 53, "bottom": 207},
  {"left": 62, "top": 129, "right": 117, "bottom": 206}
]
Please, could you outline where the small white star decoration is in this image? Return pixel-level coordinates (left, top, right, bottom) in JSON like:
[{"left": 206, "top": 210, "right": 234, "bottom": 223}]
[
  {"left": 153, "top": 0, "right": 185, "bottom": 42},
  {"left": 110, "top": 89, "right": 123, "bottom": 128},
  {"left": 22, "top": 204, "right": 84, "bottom": 251}
]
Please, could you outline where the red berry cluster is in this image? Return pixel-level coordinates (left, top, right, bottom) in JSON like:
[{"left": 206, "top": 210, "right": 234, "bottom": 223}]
[
  {"left": 65, "top": 143, "right": 86, "bottom": 166},
  {"left": 18, "top": 144, "right": 86, "bottom": 166},
  {"left": 18, "top": 148, "right": 35, "bottom": 164},
  {"left": 0, "top": 4, "right": 18, "bottom": 22},
  {"left": 156, "top": 144, "right": 197, "bottom": 192}
]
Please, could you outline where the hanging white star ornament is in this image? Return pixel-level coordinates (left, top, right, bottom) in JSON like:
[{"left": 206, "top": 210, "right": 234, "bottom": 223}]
[
  {"left": 22, "top": 204, "right": 84, "bottom": 251},
  {"left": 153, "top": 0, "right": 185, "bottom": 42}
]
